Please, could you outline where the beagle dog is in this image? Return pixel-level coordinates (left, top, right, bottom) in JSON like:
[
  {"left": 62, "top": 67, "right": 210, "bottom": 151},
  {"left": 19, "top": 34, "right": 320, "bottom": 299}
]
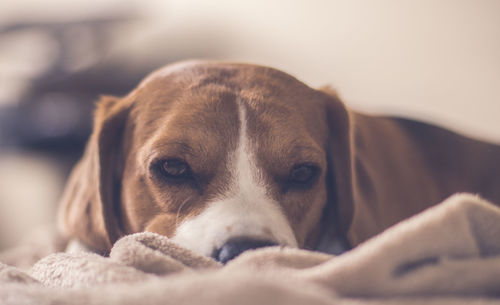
[{"left": 58, "top": 61, "right": 500, "bottom": 263}]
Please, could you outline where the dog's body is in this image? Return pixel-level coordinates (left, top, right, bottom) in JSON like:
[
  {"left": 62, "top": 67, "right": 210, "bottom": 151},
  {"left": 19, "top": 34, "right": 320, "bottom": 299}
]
[
  {"left": 58, "top": 61, "right": 500, "bottom": 261},
  {"left": 335, "top": 114, "right": 500, "bottom": 246}
]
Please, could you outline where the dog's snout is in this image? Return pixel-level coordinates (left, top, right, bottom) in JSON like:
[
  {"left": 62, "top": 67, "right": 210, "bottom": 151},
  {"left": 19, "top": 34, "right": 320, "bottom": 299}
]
[{"left": 213, "top": 238, "right": 278, "bottom": 264}]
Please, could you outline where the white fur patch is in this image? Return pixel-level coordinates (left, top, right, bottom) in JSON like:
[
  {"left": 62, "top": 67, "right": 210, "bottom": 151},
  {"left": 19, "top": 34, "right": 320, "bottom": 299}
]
[{"left": 171, "top": 103, "right": 298, "bottom": 256}]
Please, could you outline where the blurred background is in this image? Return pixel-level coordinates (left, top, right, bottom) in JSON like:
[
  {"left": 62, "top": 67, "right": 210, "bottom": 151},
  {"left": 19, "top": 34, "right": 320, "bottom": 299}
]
[{"left": 0, "top": 0, "right": 499, "bottom": 250}]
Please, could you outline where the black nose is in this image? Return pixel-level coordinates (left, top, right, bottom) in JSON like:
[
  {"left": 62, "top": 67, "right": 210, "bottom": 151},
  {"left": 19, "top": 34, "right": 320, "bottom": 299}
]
[{"left": 213, "top": 238, "right": 278, "bottom": 264}]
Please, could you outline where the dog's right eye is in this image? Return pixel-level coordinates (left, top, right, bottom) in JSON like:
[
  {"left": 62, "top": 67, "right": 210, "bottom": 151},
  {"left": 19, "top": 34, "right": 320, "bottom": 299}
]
[
  {"left": 285, "top": 163, "right": 320, "bottom": 190},
  {"left": 153, "top": 159, "right": 193, "bottom": 183}
]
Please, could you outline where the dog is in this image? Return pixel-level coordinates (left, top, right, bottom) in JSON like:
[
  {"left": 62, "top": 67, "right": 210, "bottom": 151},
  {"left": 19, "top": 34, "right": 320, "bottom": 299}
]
[{"left": 58, "top": 61, "right": 500, "bottom": 263}]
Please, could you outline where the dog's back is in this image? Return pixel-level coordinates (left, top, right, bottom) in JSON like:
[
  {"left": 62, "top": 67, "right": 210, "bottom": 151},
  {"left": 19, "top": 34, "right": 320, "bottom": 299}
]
[
  {"left": 395, "top": 117, "right": 500, "bottom": 202},
  {"left": 347, "top": 113, "right": 500, "bottom": 244}
]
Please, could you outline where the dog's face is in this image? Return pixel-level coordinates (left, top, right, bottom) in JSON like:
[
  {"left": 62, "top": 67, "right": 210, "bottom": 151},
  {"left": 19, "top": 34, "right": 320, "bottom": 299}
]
[{"left": 59, "top": 62, "right": 354, "bottom": 261}]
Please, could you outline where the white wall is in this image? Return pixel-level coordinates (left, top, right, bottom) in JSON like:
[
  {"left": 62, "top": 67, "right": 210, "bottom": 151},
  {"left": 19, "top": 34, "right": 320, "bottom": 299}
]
[
  {"left": 2, "top": 0, "right": 499, "bottom": 139},
  {"left": 1, "top": 0, "right": 499, "bottom": 139},
  {"left": 140, "top": 0, "right": 500, "bottom": 141}
]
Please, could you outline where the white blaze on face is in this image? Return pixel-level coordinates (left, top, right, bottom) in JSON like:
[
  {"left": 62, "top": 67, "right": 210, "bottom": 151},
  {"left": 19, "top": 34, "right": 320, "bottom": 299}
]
[{"left": 171, "top": 103, "right": 298, "bottom": 257}]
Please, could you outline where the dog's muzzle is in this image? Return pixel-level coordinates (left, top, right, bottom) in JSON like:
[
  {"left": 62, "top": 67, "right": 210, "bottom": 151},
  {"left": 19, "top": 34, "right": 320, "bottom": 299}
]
[{"left": 212, "top": 238, "right": 278, "bottom": 264}]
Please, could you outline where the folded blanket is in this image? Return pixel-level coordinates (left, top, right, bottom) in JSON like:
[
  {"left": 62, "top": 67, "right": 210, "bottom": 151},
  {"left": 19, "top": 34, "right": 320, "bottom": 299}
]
[{"left": 1, "top": 193, "right": 499, "bottom": 304}]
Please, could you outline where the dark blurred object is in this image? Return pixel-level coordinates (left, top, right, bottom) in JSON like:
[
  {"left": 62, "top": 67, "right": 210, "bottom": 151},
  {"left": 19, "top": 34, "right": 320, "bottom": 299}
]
[{"left": 0, "top": 14, "right": 151, "bottom": 163}]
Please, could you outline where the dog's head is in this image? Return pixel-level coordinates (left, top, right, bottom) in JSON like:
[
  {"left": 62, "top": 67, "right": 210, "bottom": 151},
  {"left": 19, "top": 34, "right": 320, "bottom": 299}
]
[{"left": 58, "top": 61, "right": 354, "bottom": 262}]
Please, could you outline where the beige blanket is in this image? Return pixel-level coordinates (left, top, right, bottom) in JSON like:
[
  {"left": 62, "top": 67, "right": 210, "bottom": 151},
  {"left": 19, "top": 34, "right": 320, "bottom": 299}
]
[{"left": 1, "top": 193, "right": 500, "bottom": 304}]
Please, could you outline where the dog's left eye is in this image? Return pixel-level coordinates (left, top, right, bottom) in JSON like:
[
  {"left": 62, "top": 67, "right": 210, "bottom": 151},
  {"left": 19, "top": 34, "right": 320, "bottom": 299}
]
[
  {"left": 156, "top": 159, "right": 193, "bottom": 181},
  {"left": 288, "top": 164, "right": 318, "bottom": 185}
]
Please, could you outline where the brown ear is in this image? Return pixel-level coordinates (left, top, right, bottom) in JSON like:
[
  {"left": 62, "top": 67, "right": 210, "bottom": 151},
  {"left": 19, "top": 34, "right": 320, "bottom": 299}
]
[
  {"left": 58, "top": 95, "right": 130, "bottom": 253},
  {"left": 316, "top": 88, "right": 355, "bottom": 253}
]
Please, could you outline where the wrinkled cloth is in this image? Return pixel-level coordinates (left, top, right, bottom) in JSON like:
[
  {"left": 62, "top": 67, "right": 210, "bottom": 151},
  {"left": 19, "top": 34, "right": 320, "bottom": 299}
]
[{"left": 1, "top": 193, "right": 500, "bottom": 305}]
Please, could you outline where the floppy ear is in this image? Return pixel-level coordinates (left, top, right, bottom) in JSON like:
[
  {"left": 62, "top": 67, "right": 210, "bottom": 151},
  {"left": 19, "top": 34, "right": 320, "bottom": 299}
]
[
  {"left": 316, "top": 87, "right": 355, "bottom": 254},
  {"left": 58, "top": 96, "right": 130, "bottom": 253}
]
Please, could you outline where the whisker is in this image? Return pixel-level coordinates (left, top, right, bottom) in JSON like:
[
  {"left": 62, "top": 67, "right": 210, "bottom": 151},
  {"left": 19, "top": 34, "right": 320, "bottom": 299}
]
[{"left": 175, "top": 196, "right": 193, "bottom": 227}]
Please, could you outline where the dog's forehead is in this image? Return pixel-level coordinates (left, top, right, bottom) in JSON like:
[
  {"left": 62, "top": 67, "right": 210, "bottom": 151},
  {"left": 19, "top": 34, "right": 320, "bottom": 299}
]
[
  {"left": 133, "top": 61, "right": 326, "bottom": 117},
  {"left": 130, "top": 61, "right": 329, "bottom": 149}
]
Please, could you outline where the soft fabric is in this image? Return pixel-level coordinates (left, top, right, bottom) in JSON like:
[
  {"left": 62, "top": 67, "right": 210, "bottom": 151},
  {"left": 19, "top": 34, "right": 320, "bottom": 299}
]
[{"left": 1, "top": 193, "right": 499, "bottom": 304}]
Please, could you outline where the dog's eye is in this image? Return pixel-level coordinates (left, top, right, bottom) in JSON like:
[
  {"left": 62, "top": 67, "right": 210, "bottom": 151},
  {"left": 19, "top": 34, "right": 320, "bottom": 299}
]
[
  {"left": 157, "top": 159, "right": 192, "bottom": 180},
  {"left": 288, "top": 164, "right": 318, "bottom": 185}
]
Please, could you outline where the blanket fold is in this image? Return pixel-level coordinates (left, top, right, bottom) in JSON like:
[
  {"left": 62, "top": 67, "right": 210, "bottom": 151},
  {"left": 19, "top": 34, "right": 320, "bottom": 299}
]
[{"left": 1, "top": 193, "right": 499, "bottom": 304}]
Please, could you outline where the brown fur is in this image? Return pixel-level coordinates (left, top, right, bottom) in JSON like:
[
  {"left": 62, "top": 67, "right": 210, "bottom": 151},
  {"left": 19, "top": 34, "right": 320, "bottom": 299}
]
[{"left": 58, "top": 61, "right": 500, "bottom": 254}]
